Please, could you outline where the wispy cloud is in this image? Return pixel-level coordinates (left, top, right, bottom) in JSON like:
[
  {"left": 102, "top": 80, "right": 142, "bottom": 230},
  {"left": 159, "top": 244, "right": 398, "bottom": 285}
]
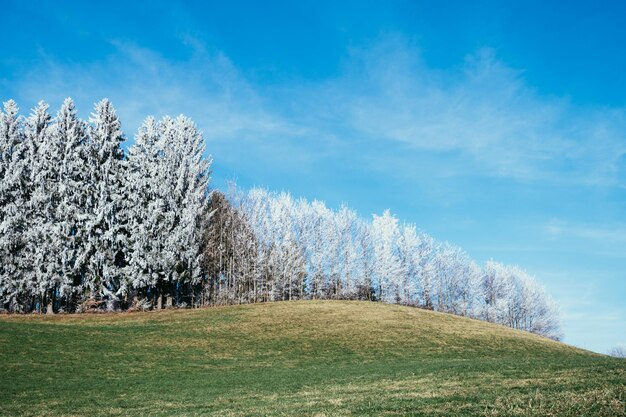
[
  {"left": 295, "top": 38, "right": 626, "bottom": 185},
  {"left": 5, "top": 35, "right": 626, "bottom": 187},
  {"left": 546, "top": 218, "right": 626, "bottom": 245},
  {"left": 8, "top": 40, "right": 300, "bottom": 141}
]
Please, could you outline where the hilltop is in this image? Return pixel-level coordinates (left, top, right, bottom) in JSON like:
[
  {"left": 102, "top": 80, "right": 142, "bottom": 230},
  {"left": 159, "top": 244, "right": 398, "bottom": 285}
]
[{"left": 0, "top": 301, "right": 623, "bottom": 416}]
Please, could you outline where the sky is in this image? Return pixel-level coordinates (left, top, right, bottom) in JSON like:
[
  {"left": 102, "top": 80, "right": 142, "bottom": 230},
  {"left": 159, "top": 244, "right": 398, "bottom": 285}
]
[{"left": 1, "top": 0, "right": 625, "bottom": 353}]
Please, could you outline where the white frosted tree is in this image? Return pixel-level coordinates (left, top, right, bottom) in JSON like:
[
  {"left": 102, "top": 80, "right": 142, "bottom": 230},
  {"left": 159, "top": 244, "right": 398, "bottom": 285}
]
[
  {"left": 0, "top": 101, "right": 21, "bottom": 202},
  {"left": 336, "top": 205, "right": 360, "bottom": 299},
  {"left": 241, "top": 187, "right": 274, "bottom": 302},
  {"left": 412, "top": 233, "right": 436, "bottom": 309},
  {"left": 126, "top": 116, "right": 165, "bottom": 307},
  {"left": 371, "top": 210, "right": 404, "bottom": 303},
  {"left": 433, "top": 243, "right": 479, "bottom": 316},
  {"left": 82, "top": 99, "right": 127, "bottom": 309},
  {"left": 479, "top": 261, "right": 514, "bottom": 324},
  {"left": 0, "top": 100, "right": 27, "bottom": 311},
  {"left": 503, "top": 265, "right": 561, "bottom": 340},
  {"left": 292, "top": 197, "right": 312, "bottom": 299},
  {"left": 46, "top": 98, "right": 92, "bottom": 312},
  {"left": 158, "top": 116, "right": 210, "bottom": 308},
  {"left": 355, "top": 218, "right": 375, "bottom": 300},
  {"left": 265, "top": 193, "right": 297, "bottom": 301},
  {"left": 22, "top": 102, "right": 55, "bottom": 312},
  {"left": 308, "top": 200, "right": 333, "bottom": 299},
  {"left": 396, "top": 224, "right": 420, "bottom": 305}
]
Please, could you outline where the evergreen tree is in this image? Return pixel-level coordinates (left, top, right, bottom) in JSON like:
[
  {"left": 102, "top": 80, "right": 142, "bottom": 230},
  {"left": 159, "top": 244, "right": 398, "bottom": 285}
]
[
  {"left": 0, "top": 100, "right": 26, "bottom": 311},
  {"left": 154, "top": 116, "right": 210, "bottom": 308},
  {"left": 22, "top": 101, "right": 54, "bottom": 312},
  {"left": 171, "top": 116, "right": 210, "bottom": 292},
  {"left": 126, "top": 117, "right": 165, "bottom": 308},
  {"left": 83, "top": 99, "right": 127, "bottom": 309},
  {"left": 52, "top": 98, "right": 89, "bottom": 312}
]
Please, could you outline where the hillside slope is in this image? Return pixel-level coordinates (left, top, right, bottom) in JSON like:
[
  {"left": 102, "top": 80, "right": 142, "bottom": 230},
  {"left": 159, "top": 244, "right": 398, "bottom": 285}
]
[{"left": 0, "top": 301, "right": 623, "bottom": 416}]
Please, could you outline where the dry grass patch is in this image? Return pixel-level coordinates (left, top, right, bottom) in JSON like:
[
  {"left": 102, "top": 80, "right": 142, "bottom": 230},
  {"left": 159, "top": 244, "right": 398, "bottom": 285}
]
[{"left": 1, "top": 301, "right": 623, "bottom": 416}]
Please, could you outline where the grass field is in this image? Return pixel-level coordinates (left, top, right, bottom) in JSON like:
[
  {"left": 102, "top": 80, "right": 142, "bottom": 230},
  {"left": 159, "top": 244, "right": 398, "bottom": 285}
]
[{"left": 0, "top": 301, "right": 624, "bottom": 416}]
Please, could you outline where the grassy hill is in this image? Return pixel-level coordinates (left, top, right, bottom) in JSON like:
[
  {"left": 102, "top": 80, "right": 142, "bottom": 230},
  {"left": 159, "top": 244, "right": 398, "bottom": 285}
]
[{"left": 0, "top": 301, "right": 624, "bottom": 416}]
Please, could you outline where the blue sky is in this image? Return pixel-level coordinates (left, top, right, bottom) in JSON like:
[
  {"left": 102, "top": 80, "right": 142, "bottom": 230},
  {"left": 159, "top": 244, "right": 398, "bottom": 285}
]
[{"left": 1, "top": 0, "right": 625, "bottom": 353}]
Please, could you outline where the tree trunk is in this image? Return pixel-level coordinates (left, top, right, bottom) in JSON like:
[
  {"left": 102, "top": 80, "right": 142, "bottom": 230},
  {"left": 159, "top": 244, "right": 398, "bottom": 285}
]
[{"left": 46, "top": 290, "right": 54, "bottom": 315}]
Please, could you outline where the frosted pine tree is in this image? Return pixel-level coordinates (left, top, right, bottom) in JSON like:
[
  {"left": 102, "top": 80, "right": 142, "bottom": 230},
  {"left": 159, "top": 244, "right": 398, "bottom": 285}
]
[
  {"left": 126, "top": 117, "right": 169, "bottom": 308},
  {"left": 22, "top": 102, "right": 55, "bottom": 311},
  {"left": 0, "top": 101, "right": 21, "bottom": 199},
  {"left": 51, "top": 98, "right": 90, "bottom": 312},
  {"left": 0, "top": 100, "right": 26, "bottom": 311},
  {"left": 158, "top": 116, "right": 210, "bottom": 308},
  {"left": 83, "top": 99, "right": 127, "bottom": 310}
]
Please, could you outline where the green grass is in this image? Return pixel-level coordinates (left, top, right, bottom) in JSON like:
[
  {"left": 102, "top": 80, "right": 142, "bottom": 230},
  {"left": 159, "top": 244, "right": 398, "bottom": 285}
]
[{"left": 0, "top": 301, "right": 624, "bottom": 416}]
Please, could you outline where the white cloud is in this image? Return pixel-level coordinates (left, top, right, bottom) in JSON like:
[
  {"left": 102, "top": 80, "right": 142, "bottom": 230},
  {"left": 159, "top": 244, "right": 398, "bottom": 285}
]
[
  {"left": 5, "top": 35, "right": 626, "bottom": 187},
  {"left": 303, "top": 40, "right": 626, "bottom": 184},
  {"left": 546, "top": 218, "right": 626, "bottom": 244},
  {"left": 9, "top": 40, "right": 301, "bottom": 142}
]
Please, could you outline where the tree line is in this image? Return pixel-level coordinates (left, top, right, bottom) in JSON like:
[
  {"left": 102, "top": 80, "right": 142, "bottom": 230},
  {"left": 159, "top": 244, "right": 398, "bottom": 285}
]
[
  {"left": 0, "top": 99, "right": 561, "bottom": 340},
  {"left": 210, "top": 187, "right": 561, "bottom": 339}
]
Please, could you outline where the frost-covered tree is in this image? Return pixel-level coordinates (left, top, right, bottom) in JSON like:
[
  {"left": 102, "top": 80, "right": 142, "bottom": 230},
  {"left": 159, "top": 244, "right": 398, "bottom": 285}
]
[
  {"left": 0, "top": 100, "right": 27, "bottom": 311},
  {"left": 335, "top": 206, "right": 360, "bottom": 299},
  {"left": 22, "top": 102, "right": 55, "bottom": 312},
  {"left": 608, "top": 346, "right": 626, "bottom": 358},
  {"left": 0, "top": 101, "right": 21, "bottom": 206},
  {"left": 80, "top": 99, "right": 128, "bottom": 310},
  {"left": 50, "top": 98, "right": 92, "bottom": 312},
  {"left": 396, "top": 224, "right": 420, "bottom": 305},
  {"left": 203, "top": 190, "right": 259, "bottom": 305},
  {"left": 479, "top": 261, "right": 514, "bottom": 324},
  {"left": 155, "top": 116, "right": 210, "bottom": 308},
  {"left": 126, "top": 115, "right": 211, "bottom": 309},
  {"left": 240, "top": 187, "right": 274, "bottom": 302},
  {"left": 126, "top": 117, "right": 165, "bottom": 307},
  {"left": 371, "top": 210, "right": 404, "bottom": 302},
  {"left": 229, "top": 186, "right": 561, "bottom": 338},
  {"left": 505, "top": 266, "right": 561, "bottom": 339},
  {"left": 433, "top": 243, "right": 479, "bottom": 316},
  {"left": 478, "top": 261, "right": 560, "bottom": 340},
  {"left": 307, "top": 200, "right": 333, "bottom": 299},
  {"left": 355, "top": 219, "right": 375, "bottom": 300}
]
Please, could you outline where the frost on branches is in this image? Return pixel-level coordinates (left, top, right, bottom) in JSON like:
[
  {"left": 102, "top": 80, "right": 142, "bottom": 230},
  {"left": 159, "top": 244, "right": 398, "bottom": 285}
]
[
  {"left": 0, "top": 99, "right": 211, "bottom": 313},
  {"left": 0, "top": 98, "right": 561, "bottom": 340},
  {"left": 218, "top": 186, "right": 562, "bottom": 340}
]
